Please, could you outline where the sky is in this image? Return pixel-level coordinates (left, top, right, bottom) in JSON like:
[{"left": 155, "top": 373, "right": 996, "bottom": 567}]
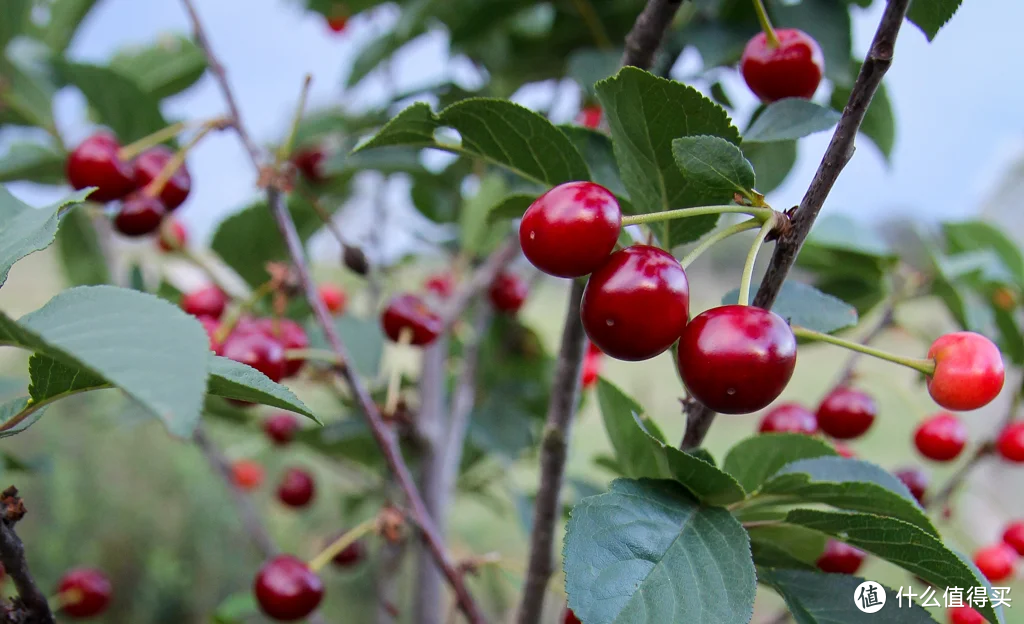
[{"left": 5, "top": 0, "right": 1024, "bottom": 260}]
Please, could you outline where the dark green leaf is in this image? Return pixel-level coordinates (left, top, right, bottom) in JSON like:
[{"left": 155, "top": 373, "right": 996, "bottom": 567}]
[
  {"left": 749, "top": 524, "right": 827, "bottom": 571},
  {"left": 42, "top": 0, "right": 100, "bottom": 53},
  {"left": 943, "top": 220, "right": 1024, "bottom": 286},
  {"left": 558, "top": 125, "right": 631, "bottom": 204},
  {"left": 567, "top": 48, "right": 621, "bottom": 96},
  {"left": 743, "top": 140, "right": 796, "bottom": 193},
  {"left": 680, "top": 21, "right": 751, "bottom": 69},
  {"left": 57, "top": 62, "right": 168, "bottom": 143},
  {"left": 212, "top": 591, "right": 258, "bottom": 624},
  {"left": 306, "top": 315, "right": 384, "bottom": 379},
  {"left": 672, "top": 135, "right": 756, "bottom": 199},
  {"left": 722, "top": 281, "right": 858, "bottom": 333},
  {"left": 460, "top": 173, "right": 511, "bottom": 255},
  {"left": 0, "top": 396, "right": 44, "bottom": 438},
  {"left": 486, "top": 193, "right": 534, "bottom": 224},
  {"left": 0, "top": 186, "right": 93, "bottom": 288},
  {"left": 832, "top": 69, "right": 895, "bottom": 161},
  {"left": 54, "top": 208, "right": 110, "bottom": 286},
  {"left": 723, "top": 433, "right": 837, "bottom": 493},
  {"left": 0, "top": 57, "right": 57, "bottom": 130},
  {"left": 0, "top": 0, "right": 31, "bottom": 49},
  {"left": 772, "top": 0, "right": 852, "bottom": 85},
  {"left": 109, "top": 35, "right": 207, "bottom": 100},
  {"left": 206, "top": 356, "right": 318, "bottom": 422},
  {"left": 907, "top": 0, "right": 963, "bottom": 41},
  {"left": 0, "top": 142, "right": 66, "bottom": 184},
  {"left": 744, "top": 99, "right": 841, "bottom": 143},
  {"left": 564, "top": 479, "right": 756, "bottom": 624},
  {"left": 28, "top": 353, "right": 105, "bottom": 400},
  {"left": 710, "top": 82, "right": 734, "bottom": 109}
]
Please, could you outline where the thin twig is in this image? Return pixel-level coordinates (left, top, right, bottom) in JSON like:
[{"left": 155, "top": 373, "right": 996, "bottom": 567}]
[
  {"left": 438, "top": 238, "right": 520, "bottom": 334},
  {"left": 681, "top": 0, "right": 912, "bottom": 449},
  {"left": 0, "top": 488, "right": 55, "bottom": 624}
]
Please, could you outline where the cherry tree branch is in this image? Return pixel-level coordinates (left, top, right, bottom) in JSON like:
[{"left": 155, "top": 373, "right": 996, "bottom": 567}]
[
  {"left": 621, "top": 0, "right": 685, "bottom": 69},
  {"left": 682, "top": 0, "right": 912, "bottom": 449},
  {"left": 0, "top": 488, "right": 55, "bottom": 624}
]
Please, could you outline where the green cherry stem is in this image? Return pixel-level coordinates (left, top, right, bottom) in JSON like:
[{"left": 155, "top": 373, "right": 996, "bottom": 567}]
[
  {"left": 752, "top": 0, "right": 780, "bottom": 47},
  {"left": 679, "top": 219, "right": 761, "bottom": 269},
  {"left": 737, "top": 215, "right": 777, "bottom": 306},
  {"left": 275, "top": 74, "right": 313, "bottom": 168},
  {"left": 620, "top": 204, "right": 774, "bottom": 227},
  {"left": 308, "top": 516, "right": 378, "bottom": 573},
  {"left": 213, "top": 280, "right": 276, "bottom": 344},
  {"left": 117, "top": 119, "right": 193, "bottom": 161},
  {"left": 791, "top": 325, "right": 936, "bottom": 376}
]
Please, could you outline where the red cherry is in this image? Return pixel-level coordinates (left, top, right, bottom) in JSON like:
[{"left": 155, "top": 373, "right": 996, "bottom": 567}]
[
  {"left": 575, "top": 105, "right": 603, "bottom": 130},
  {"left": 132, "top": 145, "right": 191, "bottom": 210},
  {"left": 232, "top": 459, "right": 264, "bottom": 491},
  {"left": 318, "top": 284, "right": 347, "bottom": 315},
  {"left": 677, "top": 305, "right": 796, "bottom": 414},
  {"left": 292, "top": 146, "right": 327, "bottom": 183},
  {"left": 489, "top": 272, "right": 529, "bottom": 313},
  {"left": 973, "top": 543, "right": 1018, "bottom": 582},
  {"left": 520, "top": 181, "right": 621, "bottom": 278},
  {"left": 251, "top": 318, "right": 309, "bottom": 378},
  {"left": 893, "top": 467, "right": 929, "bottom": 505},
  {"left": 381, "top": 294, "right": 443, "bottom": 346},
  {"left": 833, "top": 442, "right": 856, "bottom": 458},
  {"left": 66, "top": 132, "right": 136, "bottom": 202},
  {"left": 581, "top": 352, "right": 602, "bottom": 390},
  {"left": 264, "top": 413, "right": 300, "bottom": 445},
  {"left": 254, "top": 555, "right": 324, "bottom": 621},
  {"left": 222, "top": 331, "right": 287, "bottom": 382},
  {"left": 587, "top": 341, "right": 603, "bottom": 357},
  {"left": 927, "top": 332, "right": 1005, "bottom": 411},
  {"left": 1003, "top": 521, "right": 1024, "bottom": 556},
  {"left": 57, "top": 568, "right": 112, "bottom": 618},
  {"left": 197, "top": 316, "right": 223, "bottom": 354},
  {"left": 114, "top": 193, "right": 166, "bottom": 237},
  {"left": 758, "top": 402, "right": 817, "bottom": 435},
  {"left": 815, "top": 539, "right": 865, "bottom": 575},
  {"left": 582, "top": 245, "right": 689, "bottom": 361},
  {"left": 740, "top": 28, "right": 824, "bottom": 103},
  {"left": 815, "top": 387, "right": 876, "bottom": 440},
  {"left": 996, "top": 422, "right": 1024, "bottom": 462},
  {"left": 564, "top": 608, "right": 582, "bottom": 624},
  {"left": 331, "top": 539, "right": 365, "bottom": 568},
  {"left": 326, "top": 15, "right": 348, "bottom": 33},
  {"left": 948, "top": 606, "right": 986, "bottom": 624},
  {"left": 181, "top": 286, "right": 229, "bottom": 320},
  {"left": 277, "top": 467, "right": 316, "bottom": 508},
  {"left": 424, "top": 273, "right": 455, "bottom": 299},
  {"left": 914, "top": 412, "right": 968, "bottom": 462},
  {"left": 158, "top": 218, "right": 187, "bottom": 252}
]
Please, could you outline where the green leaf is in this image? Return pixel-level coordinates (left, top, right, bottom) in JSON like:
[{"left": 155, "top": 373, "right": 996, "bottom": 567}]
[
  {"left": 943, "top": 220, "right": 1024, "bottom": 286},
  {"left": 0, "top": 0, "right": 31, "bottom": 49},
  {"left": 0, "top": 142, "right": 66, "bottom": 184},
  {"left": 486, "top": 193, "right": 535, "bottom": 225},
  {"left": 344, "top": 0, "right": 431, "bottom": 87},
  {"left": 672, "top": 135, "right": 756, "bottom": 199},
  {"left": 748, "top": 524, "right": 827, "bottom": 571},
  {"left": 28, "top": 353, "right": 105, "bottom": 401},
  {"left": 710, "top": 82, "right": 734, "bottom": 109},
  {"left": 744, "top": 99, "right": 841, "bottom": 143},
  {"left": 42, "top": 0, "right": 100, "bottom": 53},
  {"left": 355, "top": 99, "right": 590, "bottom": 187},
  {"left": 0, "top": 396, "right": 45, "bottom": 438},
  {"left": 803, "top": 214, "right": 896, "bottom": 261},
  {"left": 761, "top": 569, "right": 941, "bottom": 623},
  {"left": 564, "top": 479, "right": 756, "bottom": 624},
  {"left": 306, "top": 315, "right": 384, "bottom": 379},
  {"left": 907, "top": 0, "right": 963, "bottom": 41},
  {"left": 723, "top": 433, "right": 837, "bottom": 493},
  {"left": 109, "top": 35, "right": 208, "bottom": 100},
  {"left": 743, "top": 140, "right": 796, "bottom": 193},
  {"left": 0, "top": 286, "right": 209, "bottom": 437},
  {"left": 206, "top": 356, "right": 318, "bottom": 423},
  {"left": 567, "top": 48, "right": 622, "bottom": 96},
  {"left": 212, "top": 591, "right": 258, "bottom": 624},
  {"left": 832, "top": 69, "right": 895, "bottom": 161},
  {"left": 57, "top": 62, "right": 168, "bottom": 143},
  {"left": 54, "top": 208, "right": 110, "bottom": 286},
  {"left": 461, "top": 173, "right": 511, "bottom": 255},
  {"left": 558, "top": 125, "right": 631, "bottom": 204},
  {"left": 0, "top": 186, "right": 93, "bottom": 288},
  {"left": 722, "top": 281, "right": 858, "bottom": 334},
  {"left": 0, "top": 56, "right": 57, "bottom": 131},
  {"left": 771, "top": 0, "right": 852, "bottom": 85},
  {"left": 785, "top": 510, "right": 1003, "bottom": 624}
]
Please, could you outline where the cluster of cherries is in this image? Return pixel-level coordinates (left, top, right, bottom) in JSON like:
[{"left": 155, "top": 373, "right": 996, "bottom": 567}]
[{"left": 946, "top": 521, "right": 1024, "bottom": 623}]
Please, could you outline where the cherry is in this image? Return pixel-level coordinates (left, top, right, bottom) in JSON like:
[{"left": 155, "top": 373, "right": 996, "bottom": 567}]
[
  {"left": 221, "top": 331, "right": 288, "bottom": 382},
  {"left": 833, "top": 442, "right": 856, "bottom": 458},
  {"left": 292, "top": 146, "right": 327, "bottom": 183},
  {"left": 576, "top": 105, "right": 603, "bottom": 130},
  {"left": 740, "top": 29, "right": 824, "bottom": 103},
  {"left": 277, "top": 467, "right": 316, "bottom": 508},
  {"left": 331, "top": 539, "right": 365, "bottom": 568},
  {"left": 251, "top": 318, "right": 309, "bottom": 378},
  {"left": 381, "top": 294, "right": 443, "bottom": 346},
  {"left": 158, "top": 218, "right": 187, "bottom": 252},
  {"left": 948, "top": 606, "right": 986, "bottom": 624},
  {"left": 318, "top": 284, "right": 347, "bottom": 315},
  {"left": 582, "top": 245, "right": 689, "bottom": 361},
  {"left": 914, "top": 412, "right": 968, "bottom": 462},
  {"left": 973, "top": 543, "right": 1018, "bottom": 582},
  {"left": 326, "top": 15, "right": 348, "bottom": 33},
  {"left": 893, "top": 467, "right": 929, "bottom": 505},
  {"left": 815, "top": 539, "right": 865, "bottom": 575},
  {"left": 113, "top": 193, "right": 166, "bottom": 237},
  {"left": 581, "top": 351, "right": 602, "bottom": 390},
  {"left": 181, "top": 285, "right": 228, "bottom": 320},
  {"left": 57, "top": 568, "right": 112, "bottom": 618},
  {"left": 758, "top": 402, "right": 818, "bottom": 435},
  {"left": 197, "top": 315, "right": 224, "bottom": 354},
  {"left": 677, "top": 305, "right": 796, "bottom": 414},
  {"left": 927, "top": 332, "right": 1005, "bottom": 411},
  {"left": 254, "top": 555, "right": 324, "bottom": 621},
  {"left": 232, "top": 460, "right": 264, "bottom": 491},
  {"left": 996, "top": 422, "right": 1024, "bottom": 462},
  {"left": 520, "top": 181, "right": 621, "bottom": 278},
  {"left": 1003, "top": 521, "right": 1024, "bottom": 556},
  {"left": 564, "top": 608, "right": 582, "bottom": 624},
  {"left": 489, "top": 272, "right": 529, "bottom": 313},
  {"left": 264, "top": 413, "right": 300, "bottom": 446},
  {"left": 132, "top": 145, "right": 191, "bottom": 210},
  {"left": 66, "top": 132, "right": 136, "bottom": 202},
  {"left": 425, "top": 273, "right": 455, "bottom": 299},
  {"left": 815, "top": 387, "right": 876, "bottom": 440}
]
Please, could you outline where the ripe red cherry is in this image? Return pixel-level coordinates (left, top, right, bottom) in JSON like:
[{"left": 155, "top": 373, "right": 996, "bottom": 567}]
[
  {"left": 927, "top": 332, "right": 1005, "bottom": 411},
  {"left": 893, "top": 467, "right": 929, "bottom": 504},
  {"left": 576, "top": 105, "right": 603, "bottom": 129},
  {"left": 740, "top": 28, "right": 824, "bottom": 103},
  {"left": 292, "top": 146, "right": 327, "bottom": 183},
  {"left": 232, "top": 459, "right": 264, "bottom": 491},
  {"left": 197, "top": 315, "right": 224, "bottom": 354},
  {"left": 331, "top": 539, "right": 365, "bottom": 568},
  {"left": 581, "top": 351, "right": 602, "bottom": 390},
  {"left": 318, "top": 284, "right": 347, "bottom": 315},
  {"left": 564, "top": 608, "right": 582, "bottom": 624},
  {"left": 815, "top": 387, "right": 876, "bottom": 440},
  {"left": 66, "top": 132, "right": 136, "bottom": 202},
  {"left": 948, "top": 606, "right": 986, "bottom": 624},
  {"left": 520, "top": 181, "right": 621, "bottom": 278},
  {"left": 114, "top": 193, "right": 166, "bottom": 237},
  {"left": 57, "top": 568, "right": 112, "bottom": 618},
  {"left": 758, "top": 402, "right": 818, "bottom": 435},
  {"left": 158, "top": 218, "right": 187, "bottom": 252},
  {"left": 1003, "top": 521, "right": 1024, "bottom": 556},
  {"left": 132, "top": 145, "right": 191, "bottom": 210},
  {"left": 254, "top": 555, "right": 324, "bottom": 621},
  {"left": 677, "top": 305, "right": 796, "bottom": 414},
  {"left": 996, "top": 422, "right": 1024, "bottom": 462},
  {"left": 914, "top": 413, "right": 968, "bottom": 462},
  {"left": 221, "top": 331, "right": 287, "bottom": 382},
  {"left": 815, "top": 539, "right": 865, "bottom": 575},
  {"left": 251, "top": 318, "right": 309, "bottom": 378},
  {"left": 381, "top": 294, "right": 442, "bottom": 346},
  {"left": 181, "top": 286, "right": 228, "bottom": 320},
  {"left": 326, "top": 15, "right": 348, "bottom": 33},
  {"left": 582, "top": 245, "right": 689, "bottom": 361},
  {"left": 424, "top": 273, "right": 455, "bottom": 299},
  {"left": 264, "top": 413, "right": 300, "bottom": 445},
  {"left": 973, "top": 543, "right": 1017, "bottom": 582},
  {"left": 277, "top": 467, "right": 316, "bottom": 508},
  {"left": 489, "top": 272, "right": 529, "bottom": 313}
]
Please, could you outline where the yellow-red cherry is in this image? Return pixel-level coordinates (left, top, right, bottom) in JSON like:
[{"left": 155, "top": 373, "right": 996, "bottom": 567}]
[
  {"left": 318, "top": 284, "right": 347, "bottom": 315},
  {"left": 181, "top": 285, "right": 228, "bottom": 320},
  {"left": 57, "top": 568, "right": 112, "bottom": 618},
  {"left": 973, "top": 543, "right": 1017, "bottom": 582},
  {"left": 582, "top": 245, "right": 689, "bottom": 361},
  {"left": 997, "top": 422, "right": 1024, "bottom": 462},
  {"left": 815, "top": 539, "right": 865, "bottom": 575},
  {"left": 740, "top": 29, "right": 824, "bottom": 103},
  {"left": 381, "top": 293, "right": 443, "bottom": 346},
  {"left": 277, "top": 467, "right": 316, "bottom": 508},
  {"left": 133, "top": 145, "right": 191, "bottom": 210},
  {"left": 927, "top": 331, "right": 1005, "bottom": 411},
  {"left": 232, "top": 459, "right": 264, "bottom": 491},
  {"left": 114, "top": 193, "right": 166, "bottom": 237},
  {"left": 758, "top": 402, "right": 817, "bottom": 434},
  {"left": 520, "top": 181, "right": 621, "bottom": 278},
  {"left": 677, "top": 305, "right": 796, "bottom": 414},
  {"left": 66, "top": 132, "right": 136, "bottom": 202},
  {"left": 914, "top": 412, "right": 967, "bottom": 462},
  {"left": 816, "top": 387, "right": 876, "bottom": 440},
  {"left": 893, "top": 467, "right": 928, "bottom": 505},
  {"left": 254, "top": 555, "right": 324, "bottom": 621}
]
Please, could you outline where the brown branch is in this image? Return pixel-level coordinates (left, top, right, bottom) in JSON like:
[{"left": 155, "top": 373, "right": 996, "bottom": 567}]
[
  {"left": 0, "top": 488, "right": 55, "bottom": 624},
  {"left": 681, "top": 0, "right": 912, "bottom": 449},
  {"left": 438, "top": 238, "right": 520, "bottom": 333},
  {"left": 621, "top": 0, "right": 684, "bottom": 69}
]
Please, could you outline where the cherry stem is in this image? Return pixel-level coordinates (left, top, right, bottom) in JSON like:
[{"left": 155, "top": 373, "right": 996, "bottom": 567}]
[
  {"left": 142, "top": 120, "right": 224, "bottom": 200},
  {"left": 48, "top": 588, "right": 81, "bottom": 611},
  {"left": 384, "top": 328, "right": 414, "bottom": 417},
  {"left": 790, "top": 325, "right": 936, "bottom": 376},
  {"left": 275, "top": 74, "right": 313, "bottom": 168},
  {"left": 285, "top": 348, "right": 341, "bottom": 364},
  {"left": 213, "top": 280, "right": 276, "bottom": 344},
  {"left": 307, "top": 517, "right": 378, "bottom": 573},
  {"left": 752, "top": 0, "right": 780, "bottom": 47},
  {"left": 117, "top": 120, "right": 193, "bottom": 161},
  {"left": 620, "top": 204, "right": 773, "bottom": 227},
  {"left": 679, "top": 219, "right": 760, "bottom": 269},
  {"left": 737, "top": 215, "right": 777, "bottom": 306}
]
